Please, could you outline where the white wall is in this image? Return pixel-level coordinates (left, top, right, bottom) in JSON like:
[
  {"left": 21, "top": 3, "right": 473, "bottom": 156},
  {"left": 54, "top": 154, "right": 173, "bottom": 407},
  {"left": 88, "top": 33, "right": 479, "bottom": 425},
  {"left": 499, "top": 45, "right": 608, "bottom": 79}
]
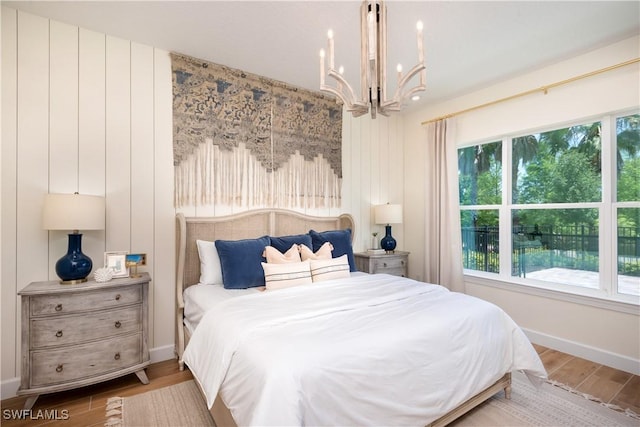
[
  {"left": 402, "top": 35, "right": 640, "bottom": 373},
  {"left": 1, "top": 8, "right": 175, "bottom": 396}
]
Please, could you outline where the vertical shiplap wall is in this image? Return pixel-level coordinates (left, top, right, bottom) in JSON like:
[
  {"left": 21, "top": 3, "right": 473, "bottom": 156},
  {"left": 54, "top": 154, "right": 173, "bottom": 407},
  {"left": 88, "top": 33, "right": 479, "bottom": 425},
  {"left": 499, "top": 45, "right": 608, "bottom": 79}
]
[
  {"left": 341, "top": 112, "right": 405, "bottom": 253},
  {"left": 0, "top": 8, "right": 175, "bottom": 384}
]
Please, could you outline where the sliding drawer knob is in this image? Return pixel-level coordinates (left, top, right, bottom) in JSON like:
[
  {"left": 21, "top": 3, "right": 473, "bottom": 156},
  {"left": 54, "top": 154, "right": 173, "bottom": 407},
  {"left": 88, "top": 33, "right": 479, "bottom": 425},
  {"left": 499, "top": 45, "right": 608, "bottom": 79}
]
[
  {"left": 114, "top": 352, "right": 121, "bottom": 360},
  {"left": 114, "top": 321, "right": 122, "bottom": 329},
  {"left": 383, "top": 263, "right": 387, "bottom": 267},
  {"left": 115, "top": 294, "right": 121, "bottom": 301},
  {"left": 55, "top": 304, "right": 63, "bottom": 312},
  {"left": 55, "top": 330, "right": 63, "bottom": 338},
  {"left": 55, "top": 364, "right": 63, "bottom": 373}
]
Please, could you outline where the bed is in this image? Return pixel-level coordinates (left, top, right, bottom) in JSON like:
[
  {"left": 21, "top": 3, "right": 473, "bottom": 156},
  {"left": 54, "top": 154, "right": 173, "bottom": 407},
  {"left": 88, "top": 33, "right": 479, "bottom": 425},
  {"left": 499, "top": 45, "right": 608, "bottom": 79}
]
[{"left": 175, "top": 209, "right": 547, "bottom": 426}]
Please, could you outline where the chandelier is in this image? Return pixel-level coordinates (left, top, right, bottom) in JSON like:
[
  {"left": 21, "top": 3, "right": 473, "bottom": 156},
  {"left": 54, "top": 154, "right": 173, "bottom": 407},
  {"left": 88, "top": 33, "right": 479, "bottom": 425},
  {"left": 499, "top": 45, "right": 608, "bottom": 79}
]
[{"left": 319, "top": 0, "right": 426, "bottom": 119}]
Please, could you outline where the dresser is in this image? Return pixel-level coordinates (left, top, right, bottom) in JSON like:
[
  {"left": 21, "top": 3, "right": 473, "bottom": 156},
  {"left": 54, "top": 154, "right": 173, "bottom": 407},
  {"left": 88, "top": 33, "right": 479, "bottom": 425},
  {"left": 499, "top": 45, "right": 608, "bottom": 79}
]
[
  {"left": 354, "top": 251, "right": 409, "bottom": 277},
  {"left": 17, "top": 273, "right": 151, "bottom": 409}
]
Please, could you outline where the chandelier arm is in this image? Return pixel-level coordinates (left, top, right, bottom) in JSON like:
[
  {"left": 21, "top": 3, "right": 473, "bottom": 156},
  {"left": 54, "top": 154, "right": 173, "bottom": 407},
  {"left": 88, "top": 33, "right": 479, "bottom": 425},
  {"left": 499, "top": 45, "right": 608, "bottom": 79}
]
[
  {"left": 386, "top": 63, "right": 426, "bottom": 104},
  {"left": 326, "top": 69, "right": 362, "bottom": 106}
]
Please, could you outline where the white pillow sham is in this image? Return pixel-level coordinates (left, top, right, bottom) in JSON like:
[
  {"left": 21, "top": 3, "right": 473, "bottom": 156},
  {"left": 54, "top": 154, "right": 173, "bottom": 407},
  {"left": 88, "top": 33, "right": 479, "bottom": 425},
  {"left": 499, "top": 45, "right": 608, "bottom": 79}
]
[{"left": 196, "top": 239, "right": 223, "bottom": 285}]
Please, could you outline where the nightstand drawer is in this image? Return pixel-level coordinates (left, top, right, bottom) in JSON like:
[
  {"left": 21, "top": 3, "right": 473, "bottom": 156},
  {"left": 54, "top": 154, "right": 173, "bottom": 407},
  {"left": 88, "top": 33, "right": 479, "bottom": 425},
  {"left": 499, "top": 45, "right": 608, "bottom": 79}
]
[
  {"left": 370, "top": 257, "right": 406, "bottom": 271},
  {"left": 30, "top": 286, "right": 142, "bottom": 316},
  {"left": 31, "top": 305, "right": 142, "bottom": 348},
  {"left": 354, "top": 251, "right": 409, "bottom": 278},
  {"left": 30, "top": 333, "right": 143, "bottom": 387}
]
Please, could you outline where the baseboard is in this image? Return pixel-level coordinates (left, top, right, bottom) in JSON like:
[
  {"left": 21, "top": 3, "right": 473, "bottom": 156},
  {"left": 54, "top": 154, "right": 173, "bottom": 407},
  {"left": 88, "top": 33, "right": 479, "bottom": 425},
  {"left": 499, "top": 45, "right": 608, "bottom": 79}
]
[
  {"left": 1, "top": 345, "right": 178, "bottom": 400},
  {"left": 523, "top": 327, "right": 640, "bottom": 375},
  {"left": 149, "top": 344, "right": 176, "bottom": 364},
  {"left": 1, "top": 377, "right": 20, "bottom": 401}
]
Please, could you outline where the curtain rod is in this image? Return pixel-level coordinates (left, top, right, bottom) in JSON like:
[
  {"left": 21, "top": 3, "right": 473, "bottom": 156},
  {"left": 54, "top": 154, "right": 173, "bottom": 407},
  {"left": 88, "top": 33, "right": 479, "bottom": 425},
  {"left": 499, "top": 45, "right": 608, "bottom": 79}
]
[{"left": 421, "top": 58, "right": 640, "bottom": 126}]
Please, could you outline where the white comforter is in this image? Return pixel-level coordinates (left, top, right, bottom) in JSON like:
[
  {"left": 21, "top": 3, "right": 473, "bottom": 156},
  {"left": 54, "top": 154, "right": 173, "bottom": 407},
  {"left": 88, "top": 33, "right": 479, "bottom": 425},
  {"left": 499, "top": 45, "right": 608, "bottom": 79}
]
[{"left": 183, "top": 274, "right": 546, "bottom": 426}]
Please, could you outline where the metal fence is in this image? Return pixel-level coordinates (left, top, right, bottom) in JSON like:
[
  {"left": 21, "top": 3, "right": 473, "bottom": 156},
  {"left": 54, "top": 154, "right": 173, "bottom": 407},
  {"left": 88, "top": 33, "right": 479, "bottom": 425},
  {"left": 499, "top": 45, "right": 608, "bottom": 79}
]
[{"left": 461, "top": 225, "right": 640, "bottom": 276}]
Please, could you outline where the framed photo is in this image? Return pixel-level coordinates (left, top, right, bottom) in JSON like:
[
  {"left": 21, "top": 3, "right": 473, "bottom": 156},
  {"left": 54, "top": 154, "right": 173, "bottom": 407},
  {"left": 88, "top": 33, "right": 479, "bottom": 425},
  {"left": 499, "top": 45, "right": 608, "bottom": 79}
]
[
  {"left": 125, "top": 253, "right": 147, "bottom": 278},
  {"left": 125, "top": 253, "right": 147, "bottom": 266},
  {"left": 104, "top": 251, "right": 129, "bottom": 278}
]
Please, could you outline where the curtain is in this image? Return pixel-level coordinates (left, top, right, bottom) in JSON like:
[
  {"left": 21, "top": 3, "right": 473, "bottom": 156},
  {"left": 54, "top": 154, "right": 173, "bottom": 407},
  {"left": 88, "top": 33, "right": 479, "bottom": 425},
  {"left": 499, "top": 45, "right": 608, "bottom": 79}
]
[{"left": 424, "top": 118, "right": 465, "bottom": 292}]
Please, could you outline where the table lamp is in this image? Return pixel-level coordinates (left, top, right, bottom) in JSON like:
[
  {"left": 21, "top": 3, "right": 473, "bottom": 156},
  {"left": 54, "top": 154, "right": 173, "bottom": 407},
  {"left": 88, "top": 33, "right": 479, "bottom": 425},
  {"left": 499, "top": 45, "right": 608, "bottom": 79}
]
[
  {"left": 375, "top": 203, "right": 403, "bottom": 253},
  {"left": 42, "top": 193, "right": 105, "bottom": 284}
]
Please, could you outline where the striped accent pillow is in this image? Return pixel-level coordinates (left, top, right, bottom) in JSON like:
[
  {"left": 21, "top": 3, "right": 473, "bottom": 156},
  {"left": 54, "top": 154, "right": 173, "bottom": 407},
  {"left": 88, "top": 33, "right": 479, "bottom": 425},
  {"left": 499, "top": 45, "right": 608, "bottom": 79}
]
[
  {"left": 262, "top": 260, "right": 312, "bottom": 290},
  {"left": 310, "top": 255, "right": 350, "bottom": 282}
]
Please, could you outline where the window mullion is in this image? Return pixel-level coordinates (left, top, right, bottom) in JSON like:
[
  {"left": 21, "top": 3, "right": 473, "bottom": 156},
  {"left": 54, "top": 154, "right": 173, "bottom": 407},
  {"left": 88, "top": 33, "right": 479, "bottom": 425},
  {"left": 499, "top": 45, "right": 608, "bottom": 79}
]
[
  {"left": 600, "top": 116, "right": 614, "bottom": 296},
  {"left": 500, "top": 136, "right": 511, "bottom": 278}
]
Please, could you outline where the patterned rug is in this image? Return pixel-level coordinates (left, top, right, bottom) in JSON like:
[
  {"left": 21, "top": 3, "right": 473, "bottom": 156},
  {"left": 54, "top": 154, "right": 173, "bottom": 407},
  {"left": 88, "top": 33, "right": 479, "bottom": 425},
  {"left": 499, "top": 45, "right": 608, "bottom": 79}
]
[{"left": 105, "top": 372, "right": 639, "bottom": 426}]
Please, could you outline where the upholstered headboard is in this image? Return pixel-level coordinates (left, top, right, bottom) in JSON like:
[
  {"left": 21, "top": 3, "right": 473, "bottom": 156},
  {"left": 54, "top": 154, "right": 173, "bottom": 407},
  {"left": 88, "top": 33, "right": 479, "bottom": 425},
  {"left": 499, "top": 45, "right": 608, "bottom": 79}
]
[{"left": 175, "top": 209, "right": 355, "bottom": 293}]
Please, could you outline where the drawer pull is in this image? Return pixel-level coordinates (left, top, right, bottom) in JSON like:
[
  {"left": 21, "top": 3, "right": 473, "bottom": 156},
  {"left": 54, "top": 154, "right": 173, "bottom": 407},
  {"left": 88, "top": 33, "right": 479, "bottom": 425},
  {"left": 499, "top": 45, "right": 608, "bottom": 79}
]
[
  {"left": 114, "top": 321, "right": 122, "bottom": 329},
  {"left": 55, "top": 364, "right": 63, "bottom": 373},
  {"left": 55, "top": 304, "right": 63, "bottom": 312},
  {"left": 55, "top": 330, "right": 63, "bottom": 338},
  {"left": 115, "top": 294, "right": 121, "bottom": 301},
  {"left": 114, "top": 352, "right": 121, "bottom": 360},
  {"left": 401, "top": 261, "right": 405, "bottom": 265},
  {"left": 383, "top": 263, "right": 387, "bottom": 267}
]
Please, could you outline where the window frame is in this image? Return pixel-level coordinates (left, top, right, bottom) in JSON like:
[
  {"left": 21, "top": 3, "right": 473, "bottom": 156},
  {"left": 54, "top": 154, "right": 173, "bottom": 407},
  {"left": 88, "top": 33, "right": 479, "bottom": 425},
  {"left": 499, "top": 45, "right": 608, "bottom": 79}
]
[{"left": 458, "top": 111, "right": 640, "bottom": 308}]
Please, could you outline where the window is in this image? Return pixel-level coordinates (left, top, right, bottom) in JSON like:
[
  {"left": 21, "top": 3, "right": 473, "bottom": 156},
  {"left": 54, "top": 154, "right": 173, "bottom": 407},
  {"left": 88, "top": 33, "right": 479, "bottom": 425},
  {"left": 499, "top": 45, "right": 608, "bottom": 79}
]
[{"left": 458, "top": 113, "right": 639, "bottom": 302}]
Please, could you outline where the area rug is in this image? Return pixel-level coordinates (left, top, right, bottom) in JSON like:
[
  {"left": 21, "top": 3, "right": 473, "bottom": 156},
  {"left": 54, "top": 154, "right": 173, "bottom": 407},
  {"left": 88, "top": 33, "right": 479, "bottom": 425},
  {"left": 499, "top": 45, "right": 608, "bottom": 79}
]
[{"left": 105, "top": 373, "right": 639, "bottom": 426}]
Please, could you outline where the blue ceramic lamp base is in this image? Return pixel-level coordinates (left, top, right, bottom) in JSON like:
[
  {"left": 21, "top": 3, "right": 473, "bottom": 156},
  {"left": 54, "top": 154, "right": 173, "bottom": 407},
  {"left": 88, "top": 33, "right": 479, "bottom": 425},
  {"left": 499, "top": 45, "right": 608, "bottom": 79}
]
[
  {"left": 56, "top": 233, "right": 93, "bottom": 284},
  {"left": 380, "top": 224, "right": 397, "bottom": 253}
]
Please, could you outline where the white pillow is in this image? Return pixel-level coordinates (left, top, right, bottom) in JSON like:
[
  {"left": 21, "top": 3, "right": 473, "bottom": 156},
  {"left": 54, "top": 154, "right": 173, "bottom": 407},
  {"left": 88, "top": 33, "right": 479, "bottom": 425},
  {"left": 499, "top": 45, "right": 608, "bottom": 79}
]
[
  {"left": 262, "top": 260, "right": 312, "bottom": 290},
  {"left": 299, "top": 242, "right": 333, "bottom": 261},
  {"left": 263, "top": 244, "right": 301, "bottom": 264},
  {"left": 310, "top": 255, "right": 350, "bottom": 282},
  {"left": 196, "top": 240, "right": 223, "bottom": 285}
]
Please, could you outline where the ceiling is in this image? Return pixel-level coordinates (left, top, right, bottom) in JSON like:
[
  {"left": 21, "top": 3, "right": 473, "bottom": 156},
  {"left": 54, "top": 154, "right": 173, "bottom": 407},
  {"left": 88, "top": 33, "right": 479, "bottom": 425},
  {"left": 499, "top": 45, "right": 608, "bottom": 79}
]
[{"left": 5, "top": 1, "right": 640, "bottom": 111}]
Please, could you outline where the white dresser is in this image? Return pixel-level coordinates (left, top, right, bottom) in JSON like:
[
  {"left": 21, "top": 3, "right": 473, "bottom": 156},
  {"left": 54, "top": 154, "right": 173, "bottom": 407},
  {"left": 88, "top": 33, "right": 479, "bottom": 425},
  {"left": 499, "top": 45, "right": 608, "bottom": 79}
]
[{"left": 17, "top": 273, "right": 151, "bottom": 409}]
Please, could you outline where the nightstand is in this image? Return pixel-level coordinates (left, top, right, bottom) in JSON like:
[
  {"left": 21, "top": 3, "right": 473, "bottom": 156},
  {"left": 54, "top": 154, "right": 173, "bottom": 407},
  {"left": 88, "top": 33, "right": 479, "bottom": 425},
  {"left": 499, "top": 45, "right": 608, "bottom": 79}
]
[
  {"left": 354, "top": 251, "right": 409, "bottom": 277},
  {"left": 17, "top": 273, "right": 151, "bottom": 409}
]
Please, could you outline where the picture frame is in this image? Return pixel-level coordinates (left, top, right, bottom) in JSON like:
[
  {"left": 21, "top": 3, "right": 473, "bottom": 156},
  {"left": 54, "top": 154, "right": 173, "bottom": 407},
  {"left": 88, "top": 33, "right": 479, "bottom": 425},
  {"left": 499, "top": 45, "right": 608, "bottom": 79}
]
[
  {"left": 104, "top": 251, "right": 129, "bottom": 278},
  {"left": 125, "top": 253, "right": 147, "bottom": 278}
]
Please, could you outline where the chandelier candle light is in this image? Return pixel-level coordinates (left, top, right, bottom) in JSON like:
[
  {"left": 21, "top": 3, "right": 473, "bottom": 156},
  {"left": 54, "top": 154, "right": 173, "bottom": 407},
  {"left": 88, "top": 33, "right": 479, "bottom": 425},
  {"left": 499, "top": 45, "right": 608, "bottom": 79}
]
[{"left": 320, "top": 0, "right": 426, "bottom": 118}]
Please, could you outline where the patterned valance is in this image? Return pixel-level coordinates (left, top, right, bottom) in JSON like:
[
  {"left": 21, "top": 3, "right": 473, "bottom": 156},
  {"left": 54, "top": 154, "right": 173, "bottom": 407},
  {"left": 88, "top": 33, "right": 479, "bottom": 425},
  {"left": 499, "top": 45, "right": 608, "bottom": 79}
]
[{"left": 171, "top": 53, "right": 343, "bottom": 209}]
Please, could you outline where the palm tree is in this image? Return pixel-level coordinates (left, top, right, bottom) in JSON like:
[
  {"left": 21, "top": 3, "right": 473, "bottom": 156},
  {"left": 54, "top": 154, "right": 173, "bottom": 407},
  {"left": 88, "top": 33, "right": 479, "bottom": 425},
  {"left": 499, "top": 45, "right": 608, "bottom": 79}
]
[{"left": 511, "top": 135, "right": 538, "bottom": 203}]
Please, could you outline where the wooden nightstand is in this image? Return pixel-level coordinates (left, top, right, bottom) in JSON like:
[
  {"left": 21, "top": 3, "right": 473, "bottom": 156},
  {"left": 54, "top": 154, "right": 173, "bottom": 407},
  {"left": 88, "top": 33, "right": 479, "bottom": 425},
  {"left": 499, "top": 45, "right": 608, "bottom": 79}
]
[
  {"left": 354, "top": 251, "right": 409, "bottom": 277},
  {"left": 17, "top": 273, "right": 151, "bottom": 409}
]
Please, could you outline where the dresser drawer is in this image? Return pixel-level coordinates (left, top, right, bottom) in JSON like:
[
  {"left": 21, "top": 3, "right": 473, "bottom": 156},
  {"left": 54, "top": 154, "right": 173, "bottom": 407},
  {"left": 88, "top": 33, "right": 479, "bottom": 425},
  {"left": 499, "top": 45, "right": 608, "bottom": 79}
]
[
  {"left": 30, "top": 286, "right": 141, "bottom": 316},
  {"left": 375, "top": 267, "right": 407, "bottom": 276},
  {"left": 30, "top": 305, "right": 142, "bottom": 349},
  {"left": 370, "top": 257, "right": 406, "bottom": 272},
  {"left": 30, "top": 333, "right": 143, "bottom": 387}
]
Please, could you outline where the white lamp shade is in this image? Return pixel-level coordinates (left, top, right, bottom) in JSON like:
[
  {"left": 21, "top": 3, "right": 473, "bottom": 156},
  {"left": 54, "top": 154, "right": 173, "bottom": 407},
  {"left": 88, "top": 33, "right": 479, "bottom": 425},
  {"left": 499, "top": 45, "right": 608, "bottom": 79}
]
[
  {"left": 43, "top": 193, "right": 105, "bottom": 231},
  {"left": 375, "top": 204, "right": 403, "bottom": 225}
]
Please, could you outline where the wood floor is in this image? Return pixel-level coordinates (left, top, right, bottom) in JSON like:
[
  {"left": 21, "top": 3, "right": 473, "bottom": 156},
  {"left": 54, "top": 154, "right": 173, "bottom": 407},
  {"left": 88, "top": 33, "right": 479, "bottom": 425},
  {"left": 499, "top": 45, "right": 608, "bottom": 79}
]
[{"left": 1, "top": 345, "right": 639, "bottom": 426}]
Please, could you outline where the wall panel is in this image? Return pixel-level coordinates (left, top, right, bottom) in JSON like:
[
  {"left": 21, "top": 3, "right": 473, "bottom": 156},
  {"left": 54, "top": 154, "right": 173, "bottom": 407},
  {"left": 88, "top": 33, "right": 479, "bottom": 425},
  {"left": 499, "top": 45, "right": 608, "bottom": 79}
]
[
  {"left": 79, "top": 28, "right": 107, "bottom": 267},
  {"left": 48, "top": 20, "right": 79, "bottom": 280},
  {"left": 1, "top": 9, "right": 176, "bottom": 390},
  {"left": 153, "top": 49, "right": 175, "bottom": 350},
  {"left": 131, "top": 42, "right": 156, "bottom": 344},
  {"left": 1, "top": 6, "right": 18, "bottom": 382},
  {"left": 105, "top": 36, "right": 131, "bottom": 252},
  {"left": 15, "top": 11, "right": 50, "bottom": 385}
]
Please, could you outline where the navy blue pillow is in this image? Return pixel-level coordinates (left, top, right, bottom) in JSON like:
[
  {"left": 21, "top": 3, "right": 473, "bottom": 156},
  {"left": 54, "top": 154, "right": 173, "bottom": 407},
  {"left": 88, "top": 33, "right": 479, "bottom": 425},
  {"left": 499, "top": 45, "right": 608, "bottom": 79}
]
[
  {"left": 309, "top": 229, "right": 357, "bottom": 272},
  {"left": 215, "top": 236, "right": 271, "bottom": 289},
  {"left": 270, "top": 234, "right": 312, "bottom": 254}
]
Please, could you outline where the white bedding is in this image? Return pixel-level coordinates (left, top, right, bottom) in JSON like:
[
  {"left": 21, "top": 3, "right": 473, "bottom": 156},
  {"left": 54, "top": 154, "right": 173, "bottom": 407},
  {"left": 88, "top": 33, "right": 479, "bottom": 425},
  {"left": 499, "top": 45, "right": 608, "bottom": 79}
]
[{"left": 183, "top": 273, "right": 547, "bottom": 426}]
